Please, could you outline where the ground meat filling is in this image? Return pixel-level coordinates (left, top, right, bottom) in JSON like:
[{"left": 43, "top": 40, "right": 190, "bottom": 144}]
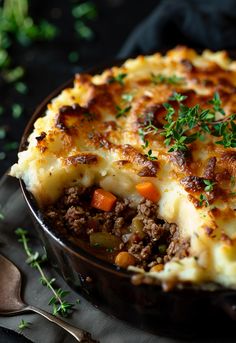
[{"left": 45, "top": 186, "right": 190, "bottom": 271}]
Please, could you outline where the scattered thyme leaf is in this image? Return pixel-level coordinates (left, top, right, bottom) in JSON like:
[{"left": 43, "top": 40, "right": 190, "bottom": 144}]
[
  {"left": 145, "top": 149, "right": 157, "bottom": 161},
  {"left": 3, "top": 67, "right": 24, "bottom": 83},
  {"left": 150, "top": 73, "right": 185, "bottom": 85},
  {"left": 18, "top": 319, "right": 31, "bottom": 333},
  {"left": 109, "top": 73, "right": 127, "bottom": 86},
  {"left": 72, "top": 2, "right": 97, "bottom": 20},
  {"left": 203, "top": 179, "right": 216, "bottom": 192},
  {"left": 0, "top": 212, "right": 4, "bottom": 220},
  {"left": 169, "top": 92, "right": 187, "bottom": 102},
  {"left": 150, "top": 73, "right": 165, "bottom": 84},
  {"left": 12, "top": 103, "right": 23, "bottom": 118},
  {"left": 199, "top": 194, "right": 209, "bottom": 207},
  {"left": 74, "top": 20, "right": 94, "bottom": 40},
  {"left": 209, "top": 92, "right": 225, "bottom": 115},
  {"left": 167, "top": 75, "right": 185, "bottom": 84},
  {"left": 15, "top": 81, "right": 28, "bottom": 94},
  {"left": 115, "top": 104, "right": 131, "bottom": 118}
]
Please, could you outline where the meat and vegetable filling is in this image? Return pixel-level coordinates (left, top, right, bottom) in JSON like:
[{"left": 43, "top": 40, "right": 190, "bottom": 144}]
[{"left": 45, "top": 185, "right": 190, "bottom": 272}]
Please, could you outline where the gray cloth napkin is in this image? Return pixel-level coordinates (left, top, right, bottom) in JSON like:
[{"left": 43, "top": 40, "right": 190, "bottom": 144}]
[{"left": 0, "top": 174, "right": 232, "bottom": 343}]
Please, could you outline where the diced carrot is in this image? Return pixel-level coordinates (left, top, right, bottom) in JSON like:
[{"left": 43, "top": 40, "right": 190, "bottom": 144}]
[
  {"left": 91, "top": 188, "right": 117, "bottom": 211},
  {"left": 115, "top": 251, "right": 136, "bottom": 268},
  {"left": 150, "top": 264, "right": 164, "bottom": 272},
  {"left": 135, "top": 182, "right": 160, "bottom": 202}
]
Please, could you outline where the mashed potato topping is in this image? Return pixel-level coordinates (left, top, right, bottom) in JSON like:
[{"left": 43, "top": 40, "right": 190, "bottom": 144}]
[{"left": 10, "top": 46, "right": 236, "bottom": 288}]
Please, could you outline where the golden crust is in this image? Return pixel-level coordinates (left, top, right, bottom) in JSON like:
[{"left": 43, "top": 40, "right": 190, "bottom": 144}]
[{"left": 10, "top": 46, "right": 236, "bottom": 288}]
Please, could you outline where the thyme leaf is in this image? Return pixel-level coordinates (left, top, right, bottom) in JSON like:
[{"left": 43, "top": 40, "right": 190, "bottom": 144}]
[
  {"left": 199, "top": 194, "right": 209, "bottom": 207},
  {"left": 115, "top": 104, "right": 131, "bottom": 118},
  {"left": 145, "top": 149, "right": 157, "bottom": 161},
  {"left": 150, "top": 73, "right": 185, "bottom": 85},
  {"left": 109, "top": 73, "right": 127, "bottom": 86},
  {"left": 203, "top": 179, "right": 216, "bottom": 192},
  {"left": 18, "top": 319, "right": 31, "bottom": 333}
]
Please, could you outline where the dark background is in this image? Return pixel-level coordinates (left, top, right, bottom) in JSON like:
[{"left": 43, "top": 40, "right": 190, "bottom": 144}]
[
  {"left": 0, "top": 0, "right": 159, "bottom": 176},
  {"left": 2, "top": 0, "right": 236, "bottom": 177}
]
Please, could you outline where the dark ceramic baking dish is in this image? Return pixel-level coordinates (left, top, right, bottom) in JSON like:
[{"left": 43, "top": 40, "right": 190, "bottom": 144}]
[{"left": 19, "top": 64, "right": 236, "bottom": 339}]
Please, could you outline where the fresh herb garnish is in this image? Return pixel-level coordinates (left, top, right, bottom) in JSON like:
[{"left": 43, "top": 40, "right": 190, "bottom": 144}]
[
  {"left": 214, "top": 118, "right": 236, "bottom": 148},
  {"left": 12, "top": 104, "right": 23, "bottom": 118},
  {"left": 72, "top": 1, "right": 97, "bottom": 20},
  {"left": 138, "top": 121, "right": 158, "bottom": 158},
  {"left": 115, "top": 104, "right": 131, "bottom": 118},
  {"left": 0, "top": 0, "right": 57, "bottom": 73},
  {"left": 18, "top": 319, "right": 31, "bottom": 333},
  {"left": 15, "top": 81, "right": 28, "bottom": 94},
  {"left": 161, "top": 92, "right": 236, "bottom": 152},
  {"left": 72, "top": 1, "right": 97, "bottom": 41},
  {"left": 0, "top": 212, "right": 4, "bottom": 220},
  {"left": 203, "top": 179, "right": 215, "bottom": 192},
  {"left": 169, "top": 92, "right": 187, "bottom": 103},
  {"left": 109, "top": 73, "right": 127, "bottom": 86},
  {"left": 208, "top": 92, "right": 225, "bottom": 115},
  {"left": 145, "top": 149, "right": 157, "bottom": 161},
  {"left": 122, "top": 93, "right": 133, "bottom": 102},
  {"left": 2, "top": 67, "right": 24, "bottom": 83},
  {"left": 150, "top": 73, "right": 185, "bottom": 85},
  {"left": 74, "top": 21, "right": 94, "bottom": 40},
  {"left": 15, "top": 228, "right": 75, "bottom": 317},
  {"left": 199, "top": 194, "right": 209, "bottom": 207}
]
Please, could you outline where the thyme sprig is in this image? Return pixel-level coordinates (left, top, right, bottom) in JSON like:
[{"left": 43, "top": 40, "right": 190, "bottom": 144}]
[
  {"left": 15, "top": 228, "right": 74, "bottom": 317},
  {"left": 150, "top": 73, "right": 185, "bottom": 85},
  {"left": 161, "top": 92, "right": 236, "bottom": 151}
]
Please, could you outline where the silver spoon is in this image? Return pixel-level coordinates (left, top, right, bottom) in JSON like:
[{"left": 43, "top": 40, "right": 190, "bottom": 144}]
[{"left": 0, "top": 254, "right": 98, "bottom": 342}]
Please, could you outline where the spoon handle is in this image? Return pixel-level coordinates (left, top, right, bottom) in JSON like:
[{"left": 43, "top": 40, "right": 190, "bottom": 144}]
[{"left": 25, "top": 305, "right": 98, "bottom": 342}]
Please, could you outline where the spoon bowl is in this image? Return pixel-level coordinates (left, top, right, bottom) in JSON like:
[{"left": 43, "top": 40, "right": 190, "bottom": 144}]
[
  {"left": 0, "top": 254, "right": 25, "bottom": 314},
  {"left": 0, "top": 254, "right": 98, "bottom": 342}
]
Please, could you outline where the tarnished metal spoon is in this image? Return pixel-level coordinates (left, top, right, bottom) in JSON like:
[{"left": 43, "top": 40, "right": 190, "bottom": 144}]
[{"left": 0, "top": 254, "right": 98, "bottom": 342}]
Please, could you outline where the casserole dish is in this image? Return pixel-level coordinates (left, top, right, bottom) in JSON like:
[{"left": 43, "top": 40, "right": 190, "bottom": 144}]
[{"left": 13, "top": 47, "right": 236, "bottom": 338}]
